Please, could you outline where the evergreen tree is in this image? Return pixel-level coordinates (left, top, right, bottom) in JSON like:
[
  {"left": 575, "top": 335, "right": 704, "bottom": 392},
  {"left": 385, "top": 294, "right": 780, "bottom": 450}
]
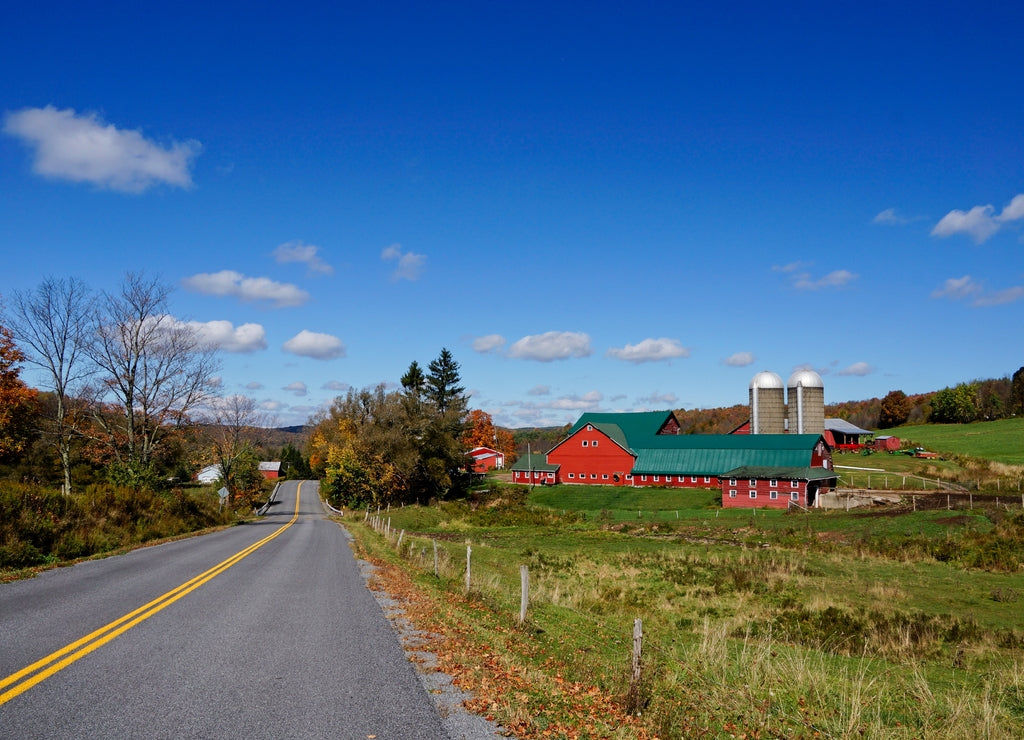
[
  {"left": 1010, "top": 366, "right": 1024, "bottom": 416},
  {"left": 425, "top": 348, "right": 465, "bottom": 416}
]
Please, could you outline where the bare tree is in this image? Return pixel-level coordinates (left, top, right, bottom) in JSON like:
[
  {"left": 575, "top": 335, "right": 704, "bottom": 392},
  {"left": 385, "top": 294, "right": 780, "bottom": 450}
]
[
  {"left": 6, "top": 277, "right": 95, "bottom": 494},
  {"left": 201, "top": 393, "right": 269, "bottom": 505},
  {"left": 88, "top": 273, "right": 219, "bottom": 487}
]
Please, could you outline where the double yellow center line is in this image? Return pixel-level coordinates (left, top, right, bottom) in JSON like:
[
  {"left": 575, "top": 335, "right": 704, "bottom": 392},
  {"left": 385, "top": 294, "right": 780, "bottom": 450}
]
[{"left": 0, "top": 483, "right": 302, "bottom": 706}]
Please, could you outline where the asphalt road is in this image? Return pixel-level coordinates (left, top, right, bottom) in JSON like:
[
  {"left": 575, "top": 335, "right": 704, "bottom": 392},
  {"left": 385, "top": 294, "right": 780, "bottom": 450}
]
[{"left": 0, "top": 481, "right": 452, "bottom": 739}]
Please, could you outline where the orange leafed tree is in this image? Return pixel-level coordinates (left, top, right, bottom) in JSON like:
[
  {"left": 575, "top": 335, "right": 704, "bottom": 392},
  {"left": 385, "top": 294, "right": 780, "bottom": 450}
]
[
  {"left": 0, "top": 323, "right": 39, "bottom": 457},
  {"left": 462, "top": 409, "right": 516, "bottom": 460}
]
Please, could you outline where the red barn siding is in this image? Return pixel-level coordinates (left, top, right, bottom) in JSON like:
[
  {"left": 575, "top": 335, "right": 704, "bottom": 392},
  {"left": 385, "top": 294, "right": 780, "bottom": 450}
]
[
  {"left": 547, "top": 426, "right": 635, "bottom": 486},
  {"left": 512, "top": 469, "right": 557, "bottom": 485},
  {"left": 721, "top": 477, "right": 808, "bottom": 509}
]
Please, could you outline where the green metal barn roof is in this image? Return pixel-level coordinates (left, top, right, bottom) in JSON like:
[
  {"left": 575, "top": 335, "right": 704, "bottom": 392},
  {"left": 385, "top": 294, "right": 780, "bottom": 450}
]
[
  {"left": 631, "top": 435, "right": 825, "bottom": 475},
  {"left": 570, "top": 411, "right": 676, "bottom": 442}
]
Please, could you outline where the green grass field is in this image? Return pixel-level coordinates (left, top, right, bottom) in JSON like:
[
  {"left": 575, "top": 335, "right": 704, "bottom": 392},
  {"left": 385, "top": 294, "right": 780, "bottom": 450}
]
[
  {"left": 351, "top": 483, "right": 1024, "bottom": 739},
  {"left": 893, "top": 417, "right": 1024, "bottom": 465}
]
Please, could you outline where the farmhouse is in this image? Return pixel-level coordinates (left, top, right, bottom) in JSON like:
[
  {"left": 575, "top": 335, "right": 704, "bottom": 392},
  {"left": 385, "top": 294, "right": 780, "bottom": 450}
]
[{"left": 196, "top": 464, "right": 222, "bottom": 484}]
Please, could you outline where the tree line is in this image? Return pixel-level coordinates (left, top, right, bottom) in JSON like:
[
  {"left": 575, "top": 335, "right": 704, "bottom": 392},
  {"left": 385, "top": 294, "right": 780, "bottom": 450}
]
[{"left": 0, "top": 275, "right": 302, "bottom": 503}]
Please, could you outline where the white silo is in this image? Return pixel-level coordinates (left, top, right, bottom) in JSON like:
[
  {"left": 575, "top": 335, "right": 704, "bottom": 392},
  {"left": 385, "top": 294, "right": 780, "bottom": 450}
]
[
  {"left": 787, "top": 369, "right": 825, "bottom": 435},
  {"left": 749, "top": 371, "right": 786, "bottom": 434}
]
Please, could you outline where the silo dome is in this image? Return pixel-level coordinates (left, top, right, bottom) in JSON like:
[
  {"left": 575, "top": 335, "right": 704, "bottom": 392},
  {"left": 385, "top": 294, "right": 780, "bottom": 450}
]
[
  {"left": 749, "top": 371, "right": 784, "bottom": 390},
  {"left": 749, "top": 371, "right": 785, "bottom": 434},
  {"left": 787, "top": 369, "right": 824, "bottom": 389},
  {"left": 787, "top": 369, "right": 824, "bottom": 435}
]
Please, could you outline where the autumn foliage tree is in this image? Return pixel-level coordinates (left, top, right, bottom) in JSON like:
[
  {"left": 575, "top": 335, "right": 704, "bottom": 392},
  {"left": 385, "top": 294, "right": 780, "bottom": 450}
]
[
  {"left": 878, "top": 390, "right": 911, "bottom": 429},
  {"left": 0, "top": 322, "right": 39, "bottom": 458},
  {"left": 462, "top": 409, "right": 516, "bottom": 461}
]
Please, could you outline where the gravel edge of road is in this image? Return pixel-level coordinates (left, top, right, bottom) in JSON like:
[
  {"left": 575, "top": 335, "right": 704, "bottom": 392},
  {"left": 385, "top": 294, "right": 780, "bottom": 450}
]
[{"left": 335, "top": 525, "right": 513, "bottom": 740}]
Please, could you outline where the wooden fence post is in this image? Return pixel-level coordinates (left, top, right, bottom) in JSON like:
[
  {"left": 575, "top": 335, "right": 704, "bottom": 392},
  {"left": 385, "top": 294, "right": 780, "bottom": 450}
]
[
  {"left": 519, "top": 565, "right": 529, "bottom": 624},
  {"left": 631, "top": 618, "right": 643, "bottom": 690},
  {"left": 465, "top": 545, "right": 472, "bottom": 593},
  {"left": 397, "top": 529, "right": 405, "bottom": 550}
]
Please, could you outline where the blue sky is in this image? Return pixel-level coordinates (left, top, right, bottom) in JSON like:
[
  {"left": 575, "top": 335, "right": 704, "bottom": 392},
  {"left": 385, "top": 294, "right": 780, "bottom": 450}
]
[{"left": 2, "top": 1, "right": 1022, "bottom": 428}]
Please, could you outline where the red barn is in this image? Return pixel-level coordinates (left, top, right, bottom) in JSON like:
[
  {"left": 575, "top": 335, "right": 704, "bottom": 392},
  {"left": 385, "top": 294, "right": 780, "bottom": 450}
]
[
  {"left": 516, "top": 410, "right": 834, "bottom": 498},
  {"left": 469, "top": 446, "right": 505, "bottom": 473},
  {"left": 720, "top": 466, "right": 837, "bottom": 509},
  {"left": 873, "top": 435, "right": 901, "bottom": 452},
  {"left": 259, "top": 461, "right": 282, "bottom": 480}
]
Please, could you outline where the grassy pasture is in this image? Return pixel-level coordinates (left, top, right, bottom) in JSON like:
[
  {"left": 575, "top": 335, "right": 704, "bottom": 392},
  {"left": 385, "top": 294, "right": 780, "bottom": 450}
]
[
  {"left": 893, "top": 417, "right": 1024, "bottom": 466},
  {"left": 352, "top": 484, "right": 1024, "bottom": 738}
]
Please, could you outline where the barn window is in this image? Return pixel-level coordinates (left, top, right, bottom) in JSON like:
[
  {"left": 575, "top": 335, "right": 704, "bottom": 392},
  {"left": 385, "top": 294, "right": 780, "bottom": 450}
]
[
  {"left": 641, "top": 475, "right": 647, "bottom": 482},
  {"left": 749, "top": 490, "right": 757, "bottom": 499},
  {"left": 791, "top": 481, "right": 799, "bottom": 488},
  {"left": 653, "top": 475, "right": 659, "bottom": 482},
  {"left": 729, "top": 490, "right": 737, "bottom": 498},
  {"left": 590, "top": 473, "right": 597, "bottom": 479},
  {"left": 586, "top": 424, "right": 593, "bottom": 431},
  {"left": 592, "top": 440, "right": 598, "bottom": 447},
  {"left": 770, "top": 479, "right": 778, "bottom": 487},
  {"left": 547, "top": 473, "right": 554, "bottom": 479},
  {"left": 729, "top": 478, "right": 737, "bottom": 485},
  {"left": 568, "top": 473, "right": 574, "bottom": 479},
  {"left": 770, "top": 491, "right": 778, "bottom": 500},
  {"left": 582, "top": 440, "right": 588, "bottom": 447},
  {"left": 602, "top": 473, "right": 609, "bottom": 480},
  {"left": 690, "top": 476, "right": 698, "bottom": 483},
  {"left": 791, "top": 492, "right": 799, "bottom": 501},
  {"left": 749, "top": 479, "right": 757, "bottom": 486},
  {"left": 625, "top": 474, "right": 633, "bottom": 480},
  {"left": 704, "top": 476, "right": 711, "bottom": 483}
]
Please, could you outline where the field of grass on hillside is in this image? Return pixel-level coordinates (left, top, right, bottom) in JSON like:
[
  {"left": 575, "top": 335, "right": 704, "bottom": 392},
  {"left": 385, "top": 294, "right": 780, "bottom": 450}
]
[
  {"left": 894, "top": 417, "right": 1024, "bottom": 466},
  {"left": 350, "top": 483, "right": 1024, "bottom": 739}
]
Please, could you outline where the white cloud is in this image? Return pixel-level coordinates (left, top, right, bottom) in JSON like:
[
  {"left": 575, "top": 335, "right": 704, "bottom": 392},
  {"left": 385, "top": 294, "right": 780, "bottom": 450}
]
[
  {"left": 381, "top": 243, "right": 426, "bottom": 281},
  {"left": 282, "top": 330, "right": 345, "bottom": 360},
  {"left": 932, "top": 194, "right": 1024, "bottom": 244},
  {"left": 527, "top": 385, "right": 550, "bottom": 396},
  {"left": 186, "top": 319, "right": 267, "bottom": 353},
  {"left": 246, "top": 381, "right": 264, "bottom": 390},
  {"left": 837, "top": 362, "right": 874, "bottom": 377},
  {"left": 208, "top": 375, "right": 223, "bottom": 388},
  {"left": 322, "top": 380, "right": 350, "bottom": 391},
  {"left": 472, "top": 334, "right": 506, "bottom": 353},
  {"left": 3, "top": 106, "right": 200, "bottom": 193},
  {"left": 283, "top": 381, "right": 308, "bottom": 397},
  {"left": 507, "top": 331, "right": 592, "bottom": 362},
  {"left": 548, "top": 391, "right": 603, "bottom": 411},
  {"left": 636, "top": 391, "right": 679, "bottom": 406},
  {"left": 182, "top": 270, "right": 309, "bottom": 307},
  {"left": 793, "top": 269, "right": 857, "bottom": 291},
  {"left": 606, "top": 338, "right": 689, "bottom": 364},
  {"left": 998, "top": 194, "right": 1024, "bottom": 222},
  {"left": 932, "top": 205, "right": 999, "bottom": 244},
  {"left": 932, "top": 275, "right": 1024, "bottom": 306},
  {"left": 931, "top": 275, "right": 982, "bottom": 301},
  {"left": 975, "top": 286, "right": 1024, "bottom": 306},
  {"left": 772, "top": 261, "right": 806, "bottom": 274},
  {"left": 872, "top": 208, "right": 911, "bottom": 225},
  {"left": 273, "top": 241, "right": 333, "bottom": 275},
  {"left": 724, "top": 352, "right": 755, "bottom": 367}
]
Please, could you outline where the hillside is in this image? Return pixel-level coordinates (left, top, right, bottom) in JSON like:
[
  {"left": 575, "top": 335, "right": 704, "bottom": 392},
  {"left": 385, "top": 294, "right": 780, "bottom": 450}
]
[{"left": 894, "top": 416, "right": 1024, "bottom": 466}]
